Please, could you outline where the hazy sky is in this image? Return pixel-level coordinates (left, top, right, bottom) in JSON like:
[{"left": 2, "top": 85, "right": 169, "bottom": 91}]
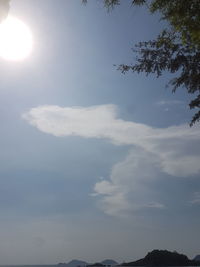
[{"left": 0, "top": 0, "right": 199, "bottom": 264}]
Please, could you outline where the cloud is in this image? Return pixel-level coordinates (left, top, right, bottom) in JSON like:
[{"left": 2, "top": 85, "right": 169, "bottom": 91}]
[
  {"left": 94, "top": 148, "right": 166, "bottom": 216},
  {"left": 22, "top": 104, "right": 199, "bottom": 147},
  {"left": 23, "top": 104, "right": 200, "bottom": 216},
  {"left": 156, "top": 100, "right": 184, "bottom": 106}
]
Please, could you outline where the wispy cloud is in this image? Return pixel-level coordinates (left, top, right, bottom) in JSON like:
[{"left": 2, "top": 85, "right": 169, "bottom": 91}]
[
  {"left": 23, "top": 104, "right": 200, "bottom": 216},
  {"left": 156, "top": 100, "right": 184, "bottom": 106}
]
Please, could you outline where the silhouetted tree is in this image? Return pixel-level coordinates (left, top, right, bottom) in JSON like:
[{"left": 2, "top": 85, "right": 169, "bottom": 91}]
[{"left": 83, "top": 0, "right": 200, "bottom": 125}]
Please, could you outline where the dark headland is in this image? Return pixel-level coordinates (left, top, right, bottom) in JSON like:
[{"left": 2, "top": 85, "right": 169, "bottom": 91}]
[{"left": 122, "top": 250, "right": 200, "bottom": 266}]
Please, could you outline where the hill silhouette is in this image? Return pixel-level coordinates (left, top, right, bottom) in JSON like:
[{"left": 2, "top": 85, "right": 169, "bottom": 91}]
[
  {"left": 122, "top": 250, "right": 200, "bottom": 266},
  {"left": 101, "top": 260, "right": 118, "bottom": 266},
  {"left": 58, "top": 260, "right": 88, "bottom": 267}
]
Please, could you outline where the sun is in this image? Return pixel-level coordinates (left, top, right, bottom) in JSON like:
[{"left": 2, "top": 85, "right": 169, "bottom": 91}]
[{"left": 0, "top": 16, "right": 33, "bottom": 61}]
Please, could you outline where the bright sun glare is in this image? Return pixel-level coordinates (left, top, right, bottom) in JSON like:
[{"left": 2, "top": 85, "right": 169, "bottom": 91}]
[{"left": 0, "top": 16, "right": 33, "bottom": 61}]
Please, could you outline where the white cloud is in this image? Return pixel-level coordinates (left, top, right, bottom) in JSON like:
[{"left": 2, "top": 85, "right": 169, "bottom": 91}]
[
  {"left": 22, "top": 104, "right": 155, "bottom": 145},
  {"left": 22, "top": 105, "right": 122, "bottom": 139},
  {"left": 23, "top": 104, "right": 200, "bottom": 216},
  {"left": 93, "top": 147, "right": 166, "bottom": 216},
  {"left": 22, "top": 104, "right": 199, "bottom": 146}
]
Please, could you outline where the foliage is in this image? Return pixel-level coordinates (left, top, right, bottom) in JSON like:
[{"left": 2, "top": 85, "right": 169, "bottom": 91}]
[
  {"left": 83, "top": 0, "right": 200, "bottom": 125},
  {"left": 148, "top": 0, "right": 200, "bottom": 48},
  {"left": 82, "top": 0, "right": 120, "bottom": 10},
  {"left": 119, "top": 30, "right": 200, "bottom": 126}
]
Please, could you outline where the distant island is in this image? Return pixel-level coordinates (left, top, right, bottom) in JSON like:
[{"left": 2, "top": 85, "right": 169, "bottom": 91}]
[
  {"left": 101, "top": 260, "right": 118, "bottom": 266},
  {"left": 57, "top": 251, "right": 200, "bottom": 267},
  {"left": 87, "top": 260, "right": 118, "bottom": 267},
  {"left": 122, "top": 250, "right": 200, "bottom": 266},
  {"left": 58, "top": 260, "right": 88, "bottom": 267},
  {"left": 58, "top": 259, "right": 118, "bottom": 267}
]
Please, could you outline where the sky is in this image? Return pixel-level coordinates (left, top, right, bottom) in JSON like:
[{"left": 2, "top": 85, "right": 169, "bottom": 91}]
[{"left": 0, "top": 0, "right": 199, "bottom": 264}]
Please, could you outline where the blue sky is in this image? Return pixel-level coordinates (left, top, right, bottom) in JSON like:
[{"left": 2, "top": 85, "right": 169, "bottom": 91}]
[{"left": 0, "top": 0, "right": 199, "bottom": 264}]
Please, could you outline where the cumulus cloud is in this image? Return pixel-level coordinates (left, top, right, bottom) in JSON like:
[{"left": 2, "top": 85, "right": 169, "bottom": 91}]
[
  {"left": 23, "top": 104, "right": 200, "bottom": 216},
  {"left": 94, "top": 148, "right": 166, "bottom": 216}
]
